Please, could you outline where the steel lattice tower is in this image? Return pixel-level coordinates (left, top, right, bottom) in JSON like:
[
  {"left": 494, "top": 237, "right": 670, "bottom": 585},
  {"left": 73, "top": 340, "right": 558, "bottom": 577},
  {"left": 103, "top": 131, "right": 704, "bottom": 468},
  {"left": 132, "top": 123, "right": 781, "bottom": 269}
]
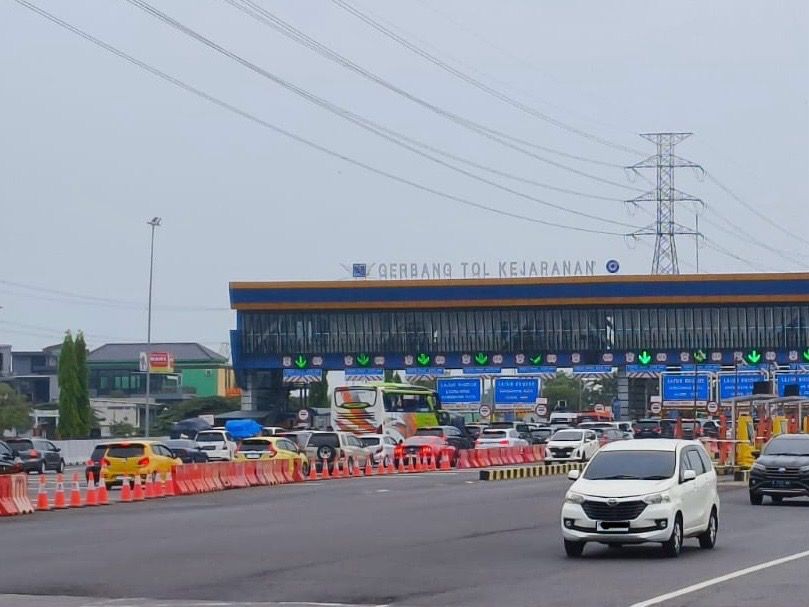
[{"left": 627, "top": 133, "right": 704, "bottom": 274}]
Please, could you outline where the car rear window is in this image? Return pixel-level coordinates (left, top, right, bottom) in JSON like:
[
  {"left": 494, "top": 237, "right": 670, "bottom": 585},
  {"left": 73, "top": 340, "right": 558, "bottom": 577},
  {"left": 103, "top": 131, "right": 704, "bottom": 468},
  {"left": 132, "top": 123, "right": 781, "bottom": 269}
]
[
  {"left": 415, "top": 428, "right": 443, "bottom": 437},
  {"left": 481, "top": 430, "right": 507, "bottom": 439},
  {"left": 636, "top": 421, "right": 660, "bottom": 428},
  {"left": 106, "top": 445, "right": 145, "bottom": 459},
  {"left": 90, "top": 445, "right": 108, "bottom": 462},
  {"left": 196, "top": 432, "right": 225, "bottom": 443},
  {"left": 307, "top": 433, "right": 339, "bottom": 448},
  {"left": 238, "top": 440, "right": 272, "bottom": 452},
  {"left": 6, "top": 439, "right": 33, "bottom": 451}
]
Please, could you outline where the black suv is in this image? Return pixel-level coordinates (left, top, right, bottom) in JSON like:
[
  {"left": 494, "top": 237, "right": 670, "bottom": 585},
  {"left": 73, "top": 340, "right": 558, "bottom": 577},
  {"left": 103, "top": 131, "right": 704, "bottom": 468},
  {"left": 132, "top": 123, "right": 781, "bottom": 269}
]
[{"left": 749, "top": 434, "right": 809, "bottom": 505}]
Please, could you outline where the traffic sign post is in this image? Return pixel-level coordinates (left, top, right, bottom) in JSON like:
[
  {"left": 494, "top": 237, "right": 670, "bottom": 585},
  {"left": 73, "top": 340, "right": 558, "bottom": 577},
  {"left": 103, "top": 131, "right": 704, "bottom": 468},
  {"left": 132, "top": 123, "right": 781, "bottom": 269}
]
[{"left": 650, "top": 402, "right": 662, "bottom": 415}]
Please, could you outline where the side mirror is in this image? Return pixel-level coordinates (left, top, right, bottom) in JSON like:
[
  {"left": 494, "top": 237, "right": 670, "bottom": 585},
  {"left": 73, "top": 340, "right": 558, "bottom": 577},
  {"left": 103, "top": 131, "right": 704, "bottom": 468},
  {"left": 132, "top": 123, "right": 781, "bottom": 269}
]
[
  {"left": 567, "top": 469, "right": 580, "bottom": 481},
  {"left": 682, "top": 469, "right": 697, "bottom": 483},
  {"left": 54, "top": 447, "right": 61, "bottom": 452},
  {"left": 752, "top": 450, "right": 761, "bottom": 458}
]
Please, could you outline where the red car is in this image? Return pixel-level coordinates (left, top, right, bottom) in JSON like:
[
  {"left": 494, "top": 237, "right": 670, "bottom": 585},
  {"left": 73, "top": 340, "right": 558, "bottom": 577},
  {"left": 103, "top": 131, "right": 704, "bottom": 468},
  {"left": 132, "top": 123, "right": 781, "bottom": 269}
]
[{"left": 395, "top": 436, "right": 457, "bottom": 467}]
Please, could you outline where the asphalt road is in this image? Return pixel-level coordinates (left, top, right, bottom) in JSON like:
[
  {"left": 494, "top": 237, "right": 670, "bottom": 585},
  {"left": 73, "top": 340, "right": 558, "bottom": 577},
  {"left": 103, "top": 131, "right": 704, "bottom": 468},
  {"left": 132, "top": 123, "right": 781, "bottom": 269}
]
[{"left": 2, "top": 471, "right": 808, "bottom": 607}]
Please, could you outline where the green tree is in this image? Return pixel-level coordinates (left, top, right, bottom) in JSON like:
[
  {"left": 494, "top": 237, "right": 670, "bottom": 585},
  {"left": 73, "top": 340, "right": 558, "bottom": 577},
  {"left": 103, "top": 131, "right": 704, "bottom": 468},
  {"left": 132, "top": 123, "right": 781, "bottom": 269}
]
[
  {"left": 308, "top": 374, "right": 329, "bottom": 408},
  {"left": 57, "top": 332, "right": 81, "bottom": 438},
  {"left": 74, "top": 332, "right": 92, "bottom": 436},
  {"left": 109, "top": 421, "right": 137, "bottom": 438},
  {"left": 591, "top": 374, "right": 618, "bottom": 405},
  {"left": 542, "top": 374, "right": 592, "bottom": 411},
  {"left": 0, "top": 384, "right": 33, "bottom": 434}
]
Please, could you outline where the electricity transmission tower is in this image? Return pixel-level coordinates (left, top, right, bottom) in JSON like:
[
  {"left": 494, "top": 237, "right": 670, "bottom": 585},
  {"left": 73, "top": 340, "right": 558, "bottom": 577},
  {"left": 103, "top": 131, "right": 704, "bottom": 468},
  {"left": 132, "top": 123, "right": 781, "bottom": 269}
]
[{"left": 626, "top": 133, "right": 704, "bottom": 274}]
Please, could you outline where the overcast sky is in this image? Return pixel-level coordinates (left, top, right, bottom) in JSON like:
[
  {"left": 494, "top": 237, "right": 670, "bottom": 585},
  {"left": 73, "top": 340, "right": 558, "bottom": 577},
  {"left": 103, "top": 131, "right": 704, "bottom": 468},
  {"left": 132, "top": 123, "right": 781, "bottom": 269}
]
[{"left": 1, "top": 0, "right": 807, "bottom": 352}]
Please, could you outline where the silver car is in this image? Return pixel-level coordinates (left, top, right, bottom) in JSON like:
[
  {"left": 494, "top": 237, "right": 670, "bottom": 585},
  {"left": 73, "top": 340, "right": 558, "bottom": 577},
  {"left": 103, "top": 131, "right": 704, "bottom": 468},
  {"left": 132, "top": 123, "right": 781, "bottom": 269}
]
[{"left": 304, "top": 431, "right": 372, "bottom": 474}]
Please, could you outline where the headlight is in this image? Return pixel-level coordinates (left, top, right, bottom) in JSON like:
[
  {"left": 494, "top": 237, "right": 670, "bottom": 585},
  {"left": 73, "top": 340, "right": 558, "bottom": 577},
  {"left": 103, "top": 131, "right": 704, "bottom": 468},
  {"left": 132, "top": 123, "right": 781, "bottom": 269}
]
[
  {"left": 642, "top": 492, "right": 671, "bottom": 505},
  {"left": 752, "top": 463, "right": 766, "bottom": 472},
  {"left": 565, "top": 492, "right": 585, "bottom": 504}
]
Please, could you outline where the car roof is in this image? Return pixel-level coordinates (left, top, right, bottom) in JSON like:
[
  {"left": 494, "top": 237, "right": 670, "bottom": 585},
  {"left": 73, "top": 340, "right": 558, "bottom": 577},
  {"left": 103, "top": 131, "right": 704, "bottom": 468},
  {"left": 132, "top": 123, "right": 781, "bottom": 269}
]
[
  {"left": 358, "top": 433, "right": 386, "bottom": 438},
  {"left": 599, "top": 439, "right": 694, "bottom": 452},
  {"left": 769, "top": 434, "right": 809, "bottom": 440}
]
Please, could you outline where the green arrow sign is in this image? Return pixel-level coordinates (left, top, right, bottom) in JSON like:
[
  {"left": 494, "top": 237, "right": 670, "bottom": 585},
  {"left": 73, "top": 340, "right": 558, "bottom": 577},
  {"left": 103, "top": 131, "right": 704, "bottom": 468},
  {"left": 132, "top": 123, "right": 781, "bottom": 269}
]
[
  {"left": 529, "top": 354, "right": 543, "bottom": 365},
  {"left": 416, "top": 353, "right": 431, "bottom": 366},
  {"left": 294, "top": 355, "right": 307, "bottom": 369},
  {"left": 693, "top": 349, "right": 707, "bottom": 364},
  {"left": 746, "top": 349, "right": 762, "bottom": 364},
  {"left": 803, "top": 349, "right": 809, "bottom": 363},
  {"left": 638, "top": 350, "right": 652, "bottom": 365},
  {"left": 474, "top": 352, "right": 489, "bottom": 365},
  {"left": 356, "top": 354, "right": 370, "bottom": 367}
]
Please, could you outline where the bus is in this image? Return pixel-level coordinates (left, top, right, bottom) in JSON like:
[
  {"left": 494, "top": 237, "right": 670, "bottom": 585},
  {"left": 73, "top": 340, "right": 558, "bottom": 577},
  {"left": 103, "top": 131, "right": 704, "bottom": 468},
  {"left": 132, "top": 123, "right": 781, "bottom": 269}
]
[{"left": 331, "top": 382, "right": 450, "bottom": 443}]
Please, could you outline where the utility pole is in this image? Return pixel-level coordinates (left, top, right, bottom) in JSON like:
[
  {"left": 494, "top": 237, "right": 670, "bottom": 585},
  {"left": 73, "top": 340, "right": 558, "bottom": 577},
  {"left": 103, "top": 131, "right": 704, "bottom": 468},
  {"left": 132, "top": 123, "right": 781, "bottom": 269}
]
[
  {"left": 145, "top": 217, "right": 161, "bottom": 437},
  {"left": 626, "top": 133, "right": 704, "bottom": 275}
]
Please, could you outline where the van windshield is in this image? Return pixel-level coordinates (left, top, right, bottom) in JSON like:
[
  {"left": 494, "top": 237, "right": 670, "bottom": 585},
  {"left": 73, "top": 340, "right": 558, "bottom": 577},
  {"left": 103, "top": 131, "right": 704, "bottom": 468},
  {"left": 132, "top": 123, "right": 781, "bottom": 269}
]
[{"left": 584, "top": 450, "right": 675, "bottom": 480}]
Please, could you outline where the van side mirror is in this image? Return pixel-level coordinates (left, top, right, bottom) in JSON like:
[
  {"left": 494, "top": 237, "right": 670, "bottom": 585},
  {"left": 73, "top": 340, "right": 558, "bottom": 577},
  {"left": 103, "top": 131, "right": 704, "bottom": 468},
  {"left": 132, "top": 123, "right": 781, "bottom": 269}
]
[
  {"left": 567, "top": 469, "right": 580, "bottom": 481},
  {"left": 682, "top": 469, "right": 697, "bottom": 483}
]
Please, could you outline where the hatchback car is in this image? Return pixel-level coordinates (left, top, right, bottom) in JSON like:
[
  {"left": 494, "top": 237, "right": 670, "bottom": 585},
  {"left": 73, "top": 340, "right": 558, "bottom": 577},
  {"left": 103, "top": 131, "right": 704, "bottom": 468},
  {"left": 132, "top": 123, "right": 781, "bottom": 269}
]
[
  {"left": 749, "top": 434, "right": 809, "bottom": 505},
  {"left": 194, "top": 429, "right": 237, "bottom": 461},
  {"left": 358, "top": 434, "right": 398, "bottom": 468},
  {"left": 5, "top": 438, "right": 65, "bottom": 474},
  {"left": 561, "top": 439, "right": 719, "bottom": 558},
  {"left": 633, "top": 419, "right": 664, "bottom": 438},
  {"left": 93, "top": 441, "right": 182, "bottom": 487},
  {"left": 235, "top": 436, "right": 310, "bottom": 476},
  {"left": 475, "top": 428, "right": 529, "bottom": 449}
]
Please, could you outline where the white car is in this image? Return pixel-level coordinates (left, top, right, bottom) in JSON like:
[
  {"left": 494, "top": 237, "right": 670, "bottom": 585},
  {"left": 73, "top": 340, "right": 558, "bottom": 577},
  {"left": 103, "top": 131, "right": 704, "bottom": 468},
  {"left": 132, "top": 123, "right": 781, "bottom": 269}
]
[
  {"left": 358, "top": 434, "right": 398, "bottom": 468},
  {"left": 194, "top": 429, "right": 237, "bottom": 461},
  {"left": 475, "top": 428, "right": 529, "bottom": 448},
  {"left": 561, "top": 439, "right": 719, "bottom": 558},
  {"left": 546, "top": 429, "right": 600, "bottom": 462}
]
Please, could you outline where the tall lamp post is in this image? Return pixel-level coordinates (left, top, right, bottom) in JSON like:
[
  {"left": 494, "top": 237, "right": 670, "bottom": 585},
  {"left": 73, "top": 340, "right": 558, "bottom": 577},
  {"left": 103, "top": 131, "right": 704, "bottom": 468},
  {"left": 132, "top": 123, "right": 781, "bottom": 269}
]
[{"left": 145, "top": 217, "right": 161, "bottom": 437}]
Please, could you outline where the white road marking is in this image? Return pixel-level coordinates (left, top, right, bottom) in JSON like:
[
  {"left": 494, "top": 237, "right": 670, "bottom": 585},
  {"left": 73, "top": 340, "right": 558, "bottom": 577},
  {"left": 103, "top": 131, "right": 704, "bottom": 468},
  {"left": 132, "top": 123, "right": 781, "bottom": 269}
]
[
  {"left": 628, "top": 548, "right": 809, "bottom": 607},
  {"left": 375, "top": 489, "right": 390, "bottom": 493}
]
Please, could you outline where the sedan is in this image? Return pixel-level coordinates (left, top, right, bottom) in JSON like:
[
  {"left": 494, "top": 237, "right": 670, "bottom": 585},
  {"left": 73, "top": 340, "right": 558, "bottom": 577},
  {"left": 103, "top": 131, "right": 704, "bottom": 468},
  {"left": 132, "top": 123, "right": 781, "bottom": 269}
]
[
  {"left": 5, "top": 438, "right": 65, "bottom": 474},
  {"left": 358, "top": 434, "right": 397, "bottom": 468},
  {"left": 165, "top": 439, "right": 209, "bottom": 464},
  {"left": 545, "top": 429, "right": 600, "bottom": 463}
]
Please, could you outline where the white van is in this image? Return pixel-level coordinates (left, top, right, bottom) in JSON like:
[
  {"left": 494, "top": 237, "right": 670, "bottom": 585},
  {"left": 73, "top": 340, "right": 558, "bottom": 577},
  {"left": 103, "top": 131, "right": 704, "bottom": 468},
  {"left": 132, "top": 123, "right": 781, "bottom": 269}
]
[{"left": 549, "top": 412, "right": 578, "bottom": 431}]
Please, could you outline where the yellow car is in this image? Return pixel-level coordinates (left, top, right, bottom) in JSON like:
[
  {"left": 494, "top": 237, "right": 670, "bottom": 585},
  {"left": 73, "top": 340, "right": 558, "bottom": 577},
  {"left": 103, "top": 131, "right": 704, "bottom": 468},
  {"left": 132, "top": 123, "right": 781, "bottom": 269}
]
[
  {"left": 234, "top": 436, "right": 310, "bottom": 476},
  {"left": 97, "top": 441, "right": 182, "bottom": 487}
]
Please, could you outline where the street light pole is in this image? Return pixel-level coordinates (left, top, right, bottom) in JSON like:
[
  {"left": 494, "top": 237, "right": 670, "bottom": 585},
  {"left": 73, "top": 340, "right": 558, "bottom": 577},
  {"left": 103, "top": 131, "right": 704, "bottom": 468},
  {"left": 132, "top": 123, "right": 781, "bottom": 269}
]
[{"left": 145, "top": 217, "right": 161, "bottom": 437}]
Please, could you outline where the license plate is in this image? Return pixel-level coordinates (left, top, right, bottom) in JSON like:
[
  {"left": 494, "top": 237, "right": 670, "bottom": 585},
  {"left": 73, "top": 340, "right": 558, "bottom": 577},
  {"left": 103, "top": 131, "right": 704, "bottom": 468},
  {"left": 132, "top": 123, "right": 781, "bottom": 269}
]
[
  {"left": 246, "top": 453, "right": 259, "bottom": 459},
  {"left": 200, "top": 445, "right": 216, "bottom": 451},
  {"left": 772, "top": 480, "right": 791, "bottom": 488}
]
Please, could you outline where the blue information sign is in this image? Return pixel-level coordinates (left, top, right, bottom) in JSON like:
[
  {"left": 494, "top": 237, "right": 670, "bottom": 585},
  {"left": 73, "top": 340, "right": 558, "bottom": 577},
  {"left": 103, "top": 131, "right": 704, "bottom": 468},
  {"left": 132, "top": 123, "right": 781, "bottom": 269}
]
[
  {"left": 662, "top": 374, "right": 711, "bottom": 401},
  {"left": 437, "top": 378, "right": 482, "bottom": 405},
  {"left": 718, "top": 372, "right": 767, "bottom": 400},
  {"left": 776, "top": 373, "right": 809, "bottom": 397},
  {"left": 494, "top": 377, "right": 540, "bottom": 406},
  {"left": 517, "top": 366, "right": 558, "bottom": 375}
]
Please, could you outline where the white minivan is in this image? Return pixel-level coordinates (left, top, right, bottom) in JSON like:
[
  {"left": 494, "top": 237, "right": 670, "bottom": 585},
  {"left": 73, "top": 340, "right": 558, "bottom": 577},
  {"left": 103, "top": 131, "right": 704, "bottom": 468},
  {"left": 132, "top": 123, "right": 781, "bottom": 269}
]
[
  {"left": 561, "top": 439, "right": 719, "bottom": 558},
  {"left": 194, "top": 429, "right": 237, "bottom": 461}
]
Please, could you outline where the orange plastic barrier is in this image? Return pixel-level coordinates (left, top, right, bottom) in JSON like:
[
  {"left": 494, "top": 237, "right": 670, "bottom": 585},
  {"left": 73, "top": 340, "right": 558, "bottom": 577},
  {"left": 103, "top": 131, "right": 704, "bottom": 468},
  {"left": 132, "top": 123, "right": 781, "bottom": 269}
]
[{"left": 0, "top": 474, "right": 35, "bottom": 515}]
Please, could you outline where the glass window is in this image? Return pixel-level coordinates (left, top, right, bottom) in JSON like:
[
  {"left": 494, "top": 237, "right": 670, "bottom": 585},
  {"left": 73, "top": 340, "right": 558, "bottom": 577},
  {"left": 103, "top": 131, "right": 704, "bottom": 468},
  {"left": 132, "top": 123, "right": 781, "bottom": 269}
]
[
  {"left": 584, "top": 450, "right": 675, "bottom": 480},
  {"left": 686, "top": 449, "right": 706, "bottom": 475}
]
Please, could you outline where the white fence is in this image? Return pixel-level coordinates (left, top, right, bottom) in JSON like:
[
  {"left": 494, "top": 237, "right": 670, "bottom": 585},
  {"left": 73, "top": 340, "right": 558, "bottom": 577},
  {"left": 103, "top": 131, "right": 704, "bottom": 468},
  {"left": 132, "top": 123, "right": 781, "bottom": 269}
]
[{"left": 52, "top": 437, "right": 169, "bottom": 465}]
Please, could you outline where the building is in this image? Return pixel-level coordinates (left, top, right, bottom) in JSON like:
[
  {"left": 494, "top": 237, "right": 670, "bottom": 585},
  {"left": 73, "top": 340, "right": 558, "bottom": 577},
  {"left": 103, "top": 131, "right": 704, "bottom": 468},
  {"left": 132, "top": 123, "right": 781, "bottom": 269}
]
[
  {"left": 0, "top": 345, "right": 61, "bottom": 405},
  {"left": 229, "top": 273, "right": 809, "bottom": 417},
  {"left": 88, "top": 342, "right": 233, "bottom": 402}
]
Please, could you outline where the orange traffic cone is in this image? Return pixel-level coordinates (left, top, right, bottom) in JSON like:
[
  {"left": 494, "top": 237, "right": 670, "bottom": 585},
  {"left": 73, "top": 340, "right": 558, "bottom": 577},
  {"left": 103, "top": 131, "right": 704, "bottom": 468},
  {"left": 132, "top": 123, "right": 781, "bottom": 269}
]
[
  {"left": 97, "top": 473, "right": 110, "bottom": 506},
  {"left": 320, "top": 459, "right": 331, "bottom": 479},
  {"left": 133, "top": 475, "right": 144, "bottom": 501},
  {"left": 364, "top": 459, "right": 374, "bottom": 476},
  {"left": 155, "top": 472, "right": 165, "bottom": 498},
  {"left": 308, "top": 461, "right": 319, "bottom": 481},
  {"left": 353, "top": 460, "right": 363, "bottom": 477},
  {"left": 36, "top": 475, "right": 50, "bottom": 511},
  {"left": 69, "top": 473, "right": 83, "bottom": 508},
  {"left": 53, "top": 473, "right": 67, "bottom": 509},
  {"left": 120, "top": 476, "right": 133, "bottom": 502},
  {"left": 429, "top": 454, "right": 437, "bottom": 471},
  {"left": 84, "top": 475, "right": 98, "bottom": 507},
  {"left": 144, "top": 474, "right": 154, "bottom": 499},
  {"left": 334, "top": 460, "right": 344, "bottom": 479}
]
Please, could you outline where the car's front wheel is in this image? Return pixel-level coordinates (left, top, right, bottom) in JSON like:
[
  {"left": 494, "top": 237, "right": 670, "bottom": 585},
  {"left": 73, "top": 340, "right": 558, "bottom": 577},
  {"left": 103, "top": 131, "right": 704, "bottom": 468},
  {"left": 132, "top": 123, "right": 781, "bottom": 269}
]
[
  {"left": 662, "top": 514, "right": 683, "bottom": 558},
  {"left": 39, "top": 461, "right": 47, "bottom": 475},
  {"left": 698, "top": 509, "right": 718, "bottom": 549},
  {"left": 563, "top": 539, "right": 585, "bottom": 558},
  {"left": 58, "top": 459, "right": 65, "bottom": 473},
  {"left": 749, "top": 491, "right": 763, "bottom": 505}
]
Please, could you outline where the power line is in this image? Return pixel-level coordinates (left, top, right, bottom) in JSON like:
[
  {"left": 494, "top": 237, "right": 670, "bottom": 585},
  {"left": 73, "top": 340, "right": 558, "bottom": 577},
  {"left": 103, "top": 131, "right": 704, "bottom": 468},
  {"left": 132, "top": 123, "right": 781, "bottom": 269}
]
[
  {"left": 120, "top": 0, "right": 643, "bottom": 229},
  {"left": 705, "top": 171, "right": 809, "bottom": 247},
  {"left": 10, "top": 0, "right": 634, "bottom": 237},
  {"left": 330, "top": 0, "right": 645, "bottom": 156},
  {"left": 131, "top": 0, "right": 642, "bottom": 195},
  {"left": 226, "top": 0, "right": 626, "bottom": 169}
]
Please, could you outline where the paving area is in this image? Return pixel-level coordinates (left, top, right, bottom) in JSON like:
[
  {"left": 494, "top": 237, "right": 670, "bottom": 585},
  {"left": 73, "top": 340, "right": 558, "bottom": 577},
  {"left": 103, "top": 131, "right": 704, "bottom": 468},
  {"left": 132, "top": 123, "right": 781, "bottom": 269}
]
[{"left": 2, "top": 471, "right": 808, "bottom": 607}]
